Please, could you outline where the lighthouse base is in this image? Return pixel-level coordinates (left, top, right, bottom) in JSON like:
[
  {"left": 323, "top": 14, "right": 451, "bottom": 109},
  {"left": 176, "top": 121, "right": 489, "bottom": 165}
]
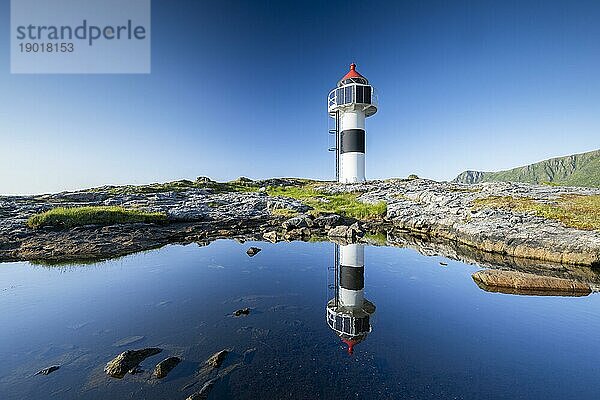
[{"left": 339, "top": 152, "right": 365, "bottom": 183}]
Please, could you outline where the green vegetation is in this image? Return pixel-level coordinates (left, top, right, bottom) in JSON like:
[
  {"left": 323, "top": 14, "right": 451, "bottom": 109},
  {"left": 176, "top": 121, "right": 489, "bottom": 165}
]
[
  {"left": 541, "top": 181, "right": 561, "bottom": 187},
  {"left": 448, "top": 186, "right": 482, "bottom": 193},
  {"left": 271, "top": 208, "right": 300, "bottom": 218},
  {"left": 27, "top": 206, "right": 167, "bottom": 229},
  {"left": 267, "top": 185, "right": 387, "bottom": 220},
  {"left": 473, "top": 195, "right": 600, "bottom": 231},
  {"left": 363, "top": 232, "right": 388, "bottom": 246},
  {"left": 454, "top": 149, "right": 600, "bottom": 188},
  {"left": 90, "top": 178, "right": 260, "bottom": 195}
]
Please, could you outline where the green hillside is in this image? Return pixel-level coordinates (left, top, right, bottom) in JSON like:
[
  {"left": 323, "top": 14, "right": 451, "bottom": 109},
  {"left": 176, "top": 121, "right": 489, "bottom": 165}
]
[{"left": 454, "top": 149, "right": 600, "bottom": 188}]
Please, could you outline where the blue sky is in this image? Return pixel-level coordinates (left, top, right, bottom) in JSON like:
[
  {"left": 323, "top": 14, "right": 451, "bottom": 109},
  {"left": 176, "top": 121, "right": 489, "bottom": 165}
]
[{"left": 1, "top": 0, "right": 599, "bottom": 194}]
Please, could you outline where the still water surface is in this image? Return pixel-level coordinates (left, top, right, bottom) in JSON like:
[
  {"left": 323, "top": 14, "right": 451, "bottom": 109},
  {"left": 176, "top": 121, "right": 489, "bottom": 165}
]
[{"left": 1, "top": 240, "right": 599, "bottom": 399}]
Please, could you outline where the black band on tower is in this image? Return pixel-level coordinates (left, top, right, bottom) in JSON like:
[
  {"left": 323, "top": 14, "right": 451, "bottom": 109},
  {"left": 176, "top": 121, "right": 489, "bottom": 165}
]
[
  {"left": 340, "top": 129, "right": 365, "bottom": 154},
  {"left": 340, "top": 265, "right": 365, "bottom": 290}
]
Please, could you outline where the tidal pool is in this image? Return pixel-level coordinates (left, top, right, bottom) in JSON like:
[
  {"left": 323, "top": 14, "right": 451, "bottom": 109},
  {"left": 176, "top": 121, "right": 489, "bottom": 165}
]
[{"left": 1, "top": 240, "right": 599, "bottom": 399}]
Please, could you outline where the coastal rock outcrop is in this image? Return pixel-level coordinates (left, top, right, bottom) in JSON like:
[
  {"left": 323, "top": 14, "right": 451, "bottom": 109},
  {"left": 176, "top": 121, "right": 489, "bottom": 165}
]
[
  {"left": 152, "top": 356, "right": 181, "bottom": 379},
  {"left": 104, "top": 347, "right": 162, "bottom": 379},
  {"left": 472, "top": 269, "right": 592, "bottom": 296},
  {"left": 1, "top": 178, "right": 599, "bottom": 267}
]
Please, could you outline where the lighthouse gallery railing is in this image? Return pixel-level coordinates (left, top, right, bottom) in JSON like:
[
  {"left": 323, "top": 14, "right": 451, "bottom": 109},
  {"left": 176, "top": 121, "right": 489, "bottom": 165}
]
[{"left": 327, "top": 84, "right": 378, "bottom": 114}]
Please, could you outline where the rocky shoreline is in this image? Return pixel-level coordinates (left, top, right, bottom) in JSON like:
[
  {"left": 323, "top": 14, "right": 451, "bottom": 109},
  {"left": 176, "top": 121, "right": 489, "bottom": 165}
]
[{"left": 1, "top": 178, "right": 599, "bottom": 269}]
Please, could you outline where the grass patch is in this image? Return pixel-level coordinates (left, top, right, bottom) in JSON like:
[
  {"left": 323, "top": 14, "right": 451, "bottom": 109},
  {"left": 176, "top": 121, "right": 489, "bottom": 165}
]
[
  {"left": 271, "top": 208, "right": 300, "bottom": 218},
  {"left": 541, "top": 181, "right": 561, "bottom": 187},
  {"left": 363, "top": 232, "right": 388, "bottom": 246},
  {"left": 473, "top": 195, "right": 600, "bottom": 230},
  {"left": 267, "top": 185, "right": 387, "bottom": 220},
  {"left": 27, "top": 206, "right": 167, "bottom": 229}
]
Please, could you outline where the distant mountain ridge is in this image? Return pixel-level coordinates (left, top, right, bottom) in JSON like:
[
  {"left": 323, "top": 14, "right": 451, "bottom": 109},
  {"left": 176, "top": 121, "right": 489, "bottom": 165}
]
[{"left": 454, "top": 149, "right": 600, "bottom": 188}]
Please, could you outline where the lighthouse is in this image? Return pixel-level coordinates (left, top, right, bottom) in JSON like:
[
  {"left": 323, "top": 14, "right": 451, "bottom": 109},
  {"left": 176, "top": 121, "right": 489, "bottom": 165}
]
[
  {"left": 328, "top": 63, "right": 378, "bottom": 183},
  {"left": 326, "top": 243, "right": 376, "bottom": 354}
]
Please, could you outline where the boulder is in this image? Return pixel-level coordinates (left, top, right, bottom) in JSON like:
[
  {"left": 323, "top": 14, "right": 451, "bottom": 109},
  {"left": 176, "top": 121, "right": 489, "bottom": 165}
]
[
  {"left": 282, "top": 215, "right": 313, "bottom": 230},
  {"left": 104, "top": 347, "right": 162, "bottom": 379},
  {"left": 233, "top": 307, "right": 250, "bottom": 317},
  {"left": 246, "top": 247, "right": 261, "bottom": 257},
  {"left": 153, "top": 356, "right": 181, "bottom": 379},
  {"left": 35, "top": 365, "right": 60, "bottom": 376},
  {"left": 327, "top": 223, "right": 364, "bottom": 239},
  {"left": 313, "top": 214, "right": 343, "bottom": 229},
  {"left": 206, "top": 349, "right": 228, "bottom": 368},
  {"left": 284, "top": 227, "right": 311, "bottom": 241}
]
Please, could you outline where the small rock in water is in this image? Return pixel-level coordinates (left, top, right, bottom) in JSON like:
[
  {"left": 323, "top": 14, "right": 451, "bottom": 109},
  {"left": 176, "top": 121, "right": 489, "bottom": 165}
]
[
  {"left": 243, "top": 348, "right": 256, "bottom": 364},
  {"left": 439, "top": 262, "right": 448, "bottom": 266},
  {"left": 153, "top": 356, "right": 182, "bottom": 379},
  {"left": 35, "top": 365, "right": 60, "bottom": 376},
  {"left": 233, "top": 307, "right": 250, "bottom": 317},
  {"left": 104, "top": 347, "right": 162, "bottom": 378},
  {"left": 206, "top": 349, "right": 228, "bottom": 368},
  {"left": 246, "top": 247, "right": 261, "bottom": 257},
  {"left": 187, "top": 378, "right": 217, "bottom": 400},
  {"left": 112, "top": 335, "right": 145, "bottom": 347}
]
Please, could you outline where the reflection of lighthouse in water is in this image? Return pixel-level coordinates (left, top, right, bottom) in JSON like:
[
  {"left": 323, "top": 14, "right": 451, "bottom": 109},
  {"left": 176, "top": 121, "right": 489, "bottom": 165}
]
[{"left": 326, "top": 243, "right": 376, "bottom": 354}]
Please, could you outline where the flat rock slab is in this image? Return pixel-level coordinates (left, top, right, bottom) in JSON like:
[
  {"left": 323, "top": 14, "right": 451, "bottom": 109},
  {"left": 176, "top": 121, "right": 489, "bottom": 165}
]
[
  {"left": 472, "top": 269, "right": 592, "bottom": 296},
  {"left": 104, "top": 347, "right": 162, "bottom": 379}
]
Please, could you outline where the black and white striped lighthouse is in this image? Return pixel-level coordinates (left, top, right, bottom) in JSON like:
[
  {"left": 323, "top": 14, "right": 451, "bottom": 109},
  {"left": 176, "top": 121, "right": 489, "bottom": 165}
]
[
  {"left": 328, "top": 64, "right": 378, "bottom": 183},
  {"left": 326, "top": 243, "right": 376, "bottom": 355}
]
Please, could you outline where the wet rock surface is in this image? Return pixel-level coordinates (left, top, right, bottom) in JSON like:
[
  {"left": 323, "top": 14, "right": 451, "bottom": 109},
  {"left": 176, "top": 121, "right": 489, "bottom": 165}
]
[
  {"left": 104, "top": 347, "right": 162, "bottom": 379},
  {"left": 1, "top": 178, "right": 600, "bottom": 266},
  {"left": 205, "top": 349, "right": 228, "bottom": 368},
  {"left": 34, "top": 365, "right": 60, "bottom": 376},
  {"left": 186, "top": 378, "right": 217, "bottom": 400},
  {"left": 152, "top": 356, "right": 181, "bottom": 379},
  {"left": 472, "top": 269, "right": 592, "bottom": 296},
  {"left": 246, "top": 247, "right": 261, "bottom": 257},
  {"left": 233, "top": 307, "right": 250, "bottom": 317},
  {"left": 181, "top": 348, "right": 245, "bottom": 398}
]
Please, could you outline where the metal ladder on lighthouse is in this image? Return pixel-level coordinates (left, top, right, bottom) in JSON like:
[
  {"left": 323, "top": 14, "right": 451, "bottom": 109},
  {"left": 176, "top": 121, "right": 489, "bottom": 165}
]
[{"left": 328, "top": 110, "right": 340, "bottom": 181}]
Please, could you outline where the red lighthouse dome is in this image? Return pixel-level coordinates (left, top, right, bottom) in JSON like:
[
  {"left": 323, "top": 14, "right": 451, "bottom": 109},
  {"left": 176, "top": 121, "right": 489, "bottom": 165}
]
[{"left": 338, "top": 63, "right": 368, "bottom": 86}]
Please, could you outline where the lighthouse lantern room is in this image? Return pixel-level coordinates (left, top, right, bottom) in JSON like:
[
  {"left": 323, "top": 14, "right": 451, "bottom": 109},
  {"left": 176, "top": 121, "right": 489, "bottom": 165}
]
[{"left": 328, "top": 63, "right": 378, "bottom": 183}]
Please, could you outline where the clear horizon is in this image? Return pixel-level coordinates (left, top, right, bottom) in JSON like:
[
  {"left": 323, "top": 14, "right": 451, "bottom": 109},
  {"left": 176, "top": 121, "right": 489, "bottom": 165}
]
[{"left": 1, "top": 0, "right": 599, "bottom": 195}]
